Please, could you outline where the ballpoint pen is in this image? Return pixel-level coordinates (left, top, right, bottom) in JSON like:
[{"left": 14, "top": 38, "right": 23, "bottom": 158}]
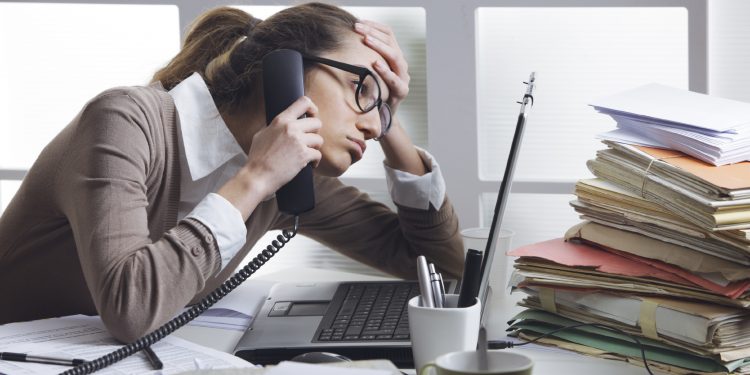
[
  {"left": 437, "top": 271, "right": 446, "bottom": 300},
  {"left": 143, "top": 346, "right": 163, "bottom": 370},
  {"left": 0, "top": 352, "right": 87, "bottom": 367},
  {"left": 416, "top": 255, "right": 435, "bottom": 308},
  {"left": 428, "top": 263, "right": 444, "bottom": 308}
]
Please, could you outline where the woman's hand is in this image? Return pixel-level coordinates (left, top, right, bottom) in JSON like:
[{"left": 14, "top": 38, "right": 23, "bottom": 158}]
[
  {"left": 247, "top": 96, "right": 323, "bottom": 195},
  {"left": 218, "top": 96, "right": 322, "bottom": 219},
  {"left": 354, "top": 20, "right": 410, "bottom": 115},
  {"left": 354, "top": 20, "right": 427, "bottom": 176}
]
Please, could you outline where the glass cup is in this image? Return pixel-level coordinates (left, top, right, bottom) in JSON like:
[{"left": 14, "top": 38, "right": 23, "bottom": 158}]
[{"left": 460, "top": 227, "right": 515, "bottom": 298}]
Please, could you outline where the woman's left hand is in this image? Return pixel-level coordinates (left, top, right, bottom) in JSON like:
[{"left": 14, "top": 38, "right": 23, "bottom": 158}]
[{"left": 354, "top": 20, "right": 410, "bottom": 115}]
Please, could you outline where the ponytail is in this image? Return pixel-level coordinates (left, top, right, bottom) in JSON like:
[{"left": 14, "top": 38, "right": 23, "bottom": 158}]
[
  {"left": 151, "top": 7, "right": 261, "bottom": 91},
  {"left": 153, "top": 3, "right": 358, "bottom": 114}
]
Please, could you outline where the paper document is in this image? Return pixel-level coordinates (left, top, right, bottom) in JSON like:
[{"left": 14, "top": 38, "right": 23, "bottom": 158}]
[
  {"left": 590, "top": 83, "right": 750, "bottom": 133},
  {"left": 0, "top": 315, "right": 254, "bottom": 374},
  {"left": 187, "top": 280, "right": 274, "bottom": 331}
]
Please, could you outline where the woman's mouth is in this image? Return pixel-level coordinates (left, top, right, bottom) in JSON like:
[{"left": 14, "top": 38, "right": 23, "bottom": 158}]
[{"left": 348, "top": 137, "right": 366, "bottom": 161}]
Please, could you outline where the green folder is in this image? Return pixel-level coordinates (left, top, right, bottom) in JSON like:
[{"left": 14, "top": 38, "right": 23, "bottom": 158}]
[{"left": 507, "top": 309, "right": 750, "bottom": 373}]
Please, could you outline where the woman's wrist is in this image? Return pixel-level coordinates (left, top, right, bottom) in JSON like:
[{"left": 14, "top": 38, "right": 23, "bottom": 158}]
[
  {"left": 217, "top": 166, "right": 271, "bottom": 220},
  {"left": 379, "top": 117, "right": 428, "bottom": 176}
]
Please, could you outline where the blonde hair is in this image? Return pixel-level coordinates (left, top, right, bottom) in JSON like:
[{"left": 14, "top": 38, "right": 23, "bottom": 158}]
[{"left": 152, "top": 3, "right": 358, "bottom": 113}]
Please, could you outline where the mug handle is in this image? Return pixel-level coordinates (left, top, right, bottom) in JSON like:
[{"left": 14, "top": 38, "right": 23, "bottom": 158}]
[{"left": 419, "top": 362, "right": 437, "bottom": 375}]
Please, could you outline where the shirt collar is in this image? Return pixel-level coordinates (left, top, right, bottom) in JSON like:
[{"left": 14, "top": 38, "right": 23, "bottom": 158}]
[{"left": 168, "top": 72, "right": 246, "bottom": 181}]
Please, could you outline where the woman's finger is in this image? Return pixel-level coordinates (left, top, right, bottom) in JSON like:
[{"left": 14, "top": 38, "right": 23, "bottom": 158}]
[
  {"left": 358, "top": 19, "right": 395, "bottom": 38},
  {"left": 373, "top": 61, "right": 409, "bottom": 100}
]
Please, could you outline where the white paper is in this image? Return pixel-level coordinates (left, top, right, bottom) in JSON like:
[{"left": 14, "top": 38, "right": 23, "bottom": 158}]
[
  {"left": 187, "top": 279, "right": 274, "bottom": 331},
  {"left": 590, "top": 83, "right": 750, "bottom": 132},
  {"left": 0, "top": 315, "right": 255, "bottom": 374},
  {"left": 264, "top": 361, "right": 391, "bottom": 375}
]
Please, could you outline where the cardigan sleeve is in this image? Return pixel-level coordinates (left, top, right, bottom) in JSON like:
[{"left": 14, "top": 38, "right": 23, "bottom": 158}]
[
  {"left": 278, "top": 176, "right": 465, "bottom": 280},
  {"left": 57, "top": 90, "right": 221, "bottom": 342}
]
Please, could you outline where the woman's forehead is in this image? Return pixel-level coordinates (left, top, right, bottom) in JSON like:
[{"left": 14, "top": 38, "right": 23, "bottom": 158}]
[{"left": 327, "top": 36, "right": 390, "bottom": 97}]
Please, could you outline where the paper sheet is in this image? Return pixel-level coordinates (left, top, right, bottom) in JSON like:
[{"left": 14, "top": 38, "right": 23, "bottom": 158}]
[
  {"left": 0, "top": 315, "right": 255, "bottom": 374},
  {"left": 187, "top": 279, "right": 274, "bottom": 331},
  {"left": 589, "top": 83, "right": 750, "bottom": 133}
]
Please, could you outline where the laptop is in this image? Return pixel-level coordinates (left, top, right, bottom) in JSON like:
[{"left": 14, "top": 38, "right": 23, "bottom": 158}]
[{"left": 234, "top": 72, "right": 537, "bottom": 368}]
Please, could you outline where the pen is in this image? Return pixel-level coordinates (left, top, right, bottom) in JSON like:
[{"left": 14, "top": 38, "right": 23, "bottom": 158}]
[
  {"left": 416, "top": 255, "right": 435, "bottom": 308},
  {"left": 143, "top": 347, "right": 163, "bottom": 370},
  {"left": 437, "top": 272, "right": 446, "bottom": 300},
  {"left": 0, "top": 352, "right": 87, "bottom": 367},
  {"left": 428, "top": 263, "right": 444, "bottom": 308}
]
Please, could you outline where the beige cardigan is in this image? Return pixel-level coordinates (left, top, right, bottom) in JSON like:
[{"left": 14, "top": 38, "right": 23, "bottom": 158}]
[{"left": 0, "top": 84, "right": 464, "bottom": 342}]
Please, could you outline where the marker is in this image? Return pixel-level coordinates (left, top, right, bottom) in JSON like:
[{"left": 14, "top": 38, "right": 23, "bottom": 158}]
[
  {"left": 457, "top": 249, "right": 483, "bottom": 308},
  {"left": 0, "top": 352, "right": 87, "bottom": 367}
]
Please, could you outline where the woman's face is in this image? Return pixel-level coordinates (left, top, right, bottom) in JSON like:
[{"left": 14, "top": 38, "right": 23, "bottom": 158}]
[{"left": 305, "top": 34, "right": 390, "bottom": 177}]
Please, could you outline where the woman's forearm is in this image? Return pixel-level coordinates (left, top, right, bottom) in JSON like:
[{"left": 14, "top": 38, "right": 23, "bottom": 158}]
[{"left": 379, "top": 117, "right": 427, "bottom": 176}]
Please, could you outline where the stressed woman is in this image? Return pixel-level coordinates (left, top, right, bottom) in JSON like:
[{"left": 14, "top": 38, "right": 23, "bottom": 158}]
[{"left": 0, "top": 3, "right": 464, "bottom": 342}]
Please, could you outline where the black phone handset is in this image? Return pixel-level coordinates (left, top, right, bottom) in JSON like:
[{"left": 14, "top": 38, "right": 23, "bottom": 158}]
[
  {"left": 263, "top": 49, "right": 315, "bottom": 215},
  {"left": 60, "top": 49, "right": 311, "bottom": 375}
]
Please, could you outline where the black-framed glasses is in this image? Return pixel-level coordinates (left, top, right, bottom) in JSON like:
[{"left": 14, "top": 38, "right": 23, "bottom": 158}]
[{"left": 302, "top": 54, "right": 392, "bottom": 140}]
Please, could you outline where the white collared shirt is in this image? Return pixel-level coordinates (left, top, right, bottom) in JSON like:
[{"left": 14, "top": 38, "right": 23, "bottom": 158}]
[{"left": 169, "top": 72, "right": 446, "bottom": 271}]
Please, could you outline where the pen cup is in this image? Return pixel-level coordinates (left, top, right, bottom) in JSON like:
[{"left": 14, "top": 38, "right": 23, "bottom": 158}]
[{"left": 408, "top": 294, "right": 481, "bottom": 373}]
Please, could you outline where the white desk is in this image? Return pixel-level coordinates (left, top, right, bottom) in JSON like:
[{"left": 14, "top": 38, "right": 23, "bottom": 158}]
[{"left": 173, "top": 267, "right": 647, "bottom": 375}]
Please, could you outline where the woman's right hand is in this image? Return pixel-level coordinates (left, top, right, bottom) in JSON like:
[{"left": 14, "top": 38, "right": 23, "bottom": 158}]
[
  {"left": 247, "top": 95, "right": 323, "bottom": 195},
  {"left": 218, "top": 96, "right": 323, "bottom": 219}
]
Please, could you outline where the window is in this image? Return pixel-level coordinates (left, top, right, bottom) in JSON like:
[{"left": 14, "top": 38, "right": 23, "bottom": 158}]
[
  {"left": 0, "top": 2, "right": 179, "bottom": 207},
  {"left": 476, "top": 6, "right": 689, "bottom": 248}
]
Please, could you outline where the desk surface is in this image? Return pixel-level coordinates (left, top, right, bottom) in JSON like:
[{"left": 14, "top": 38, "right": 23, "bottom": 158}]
[{"left": 173, "top": 267, "right": 646, "bottom": 375}]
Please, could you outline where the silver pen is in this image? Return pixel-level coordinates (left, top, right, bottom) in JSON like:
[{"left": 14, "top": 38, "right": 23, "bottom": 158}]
[
  {"left": 416, "top": 256, "right": 435, "bottom": 308},
  {"left": 428, "top": 263, "right": 444, "bottom": 308}
]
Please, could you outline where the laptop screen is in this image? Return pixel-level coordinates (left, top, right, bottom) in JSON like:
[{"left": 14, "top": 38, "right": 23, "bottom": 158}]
[{"left": 476, "top": 72, "right": 536, "bottom": 318}]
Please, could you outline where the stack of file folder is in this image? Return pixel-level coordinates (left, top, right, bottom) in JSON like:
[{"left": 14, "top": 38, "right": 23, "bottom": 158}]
[{"left": 506, "top": 86, "right": 750, "bottom": 374}]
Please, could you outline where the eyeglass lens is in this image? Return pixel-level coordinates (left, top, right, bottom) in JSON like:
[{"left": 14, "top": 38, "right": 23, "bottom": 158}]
[
  {"left": 356, "top": 73, "right": 379, "bottom": 112},
  {"left": 356, "top": 73, "right": 391, "bottom": 136}
]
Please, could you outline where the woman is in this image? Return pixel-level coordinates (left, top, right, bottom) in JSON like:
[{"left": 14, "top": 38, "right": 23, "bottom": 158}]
[{"left": 0, "top": 3, "right": 463, "bottom": 342}]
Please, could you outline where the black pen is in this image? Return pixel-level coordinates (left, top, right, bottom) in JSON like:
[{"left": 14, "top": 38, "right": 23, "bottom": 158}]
[
  {"left": 0, "top": 351, "right": 87, "bottom": 367},
  {"left": 143, "top": 347, "right": 163, "bottom": 370}
]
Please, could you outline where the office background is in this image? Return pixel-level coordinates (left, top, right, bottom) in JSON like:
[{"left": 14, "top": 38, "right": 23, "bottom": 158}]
[{"left": 0, "top": 0, "right": 748, "bottom": 278}]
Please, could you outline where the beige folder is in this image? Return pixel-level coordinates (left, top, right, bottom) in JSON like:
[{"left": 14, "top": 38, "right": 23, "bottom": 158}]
[{"left": 565, "top": 221, "right": 750, "bottom": 282}]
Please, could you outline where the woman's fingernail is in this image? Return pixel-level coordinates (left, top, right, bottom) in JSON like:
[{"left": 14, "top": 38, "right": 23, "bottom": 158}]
[{"left": 355, "top": 22, "right": 364, "bottom": 31}]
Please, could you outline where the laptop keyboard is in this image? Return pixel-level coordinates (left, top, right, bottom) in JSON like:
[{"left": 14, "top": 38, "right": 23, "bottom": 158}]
[{"left": 314, "top": 282, "right": 420, "bottom": 342}]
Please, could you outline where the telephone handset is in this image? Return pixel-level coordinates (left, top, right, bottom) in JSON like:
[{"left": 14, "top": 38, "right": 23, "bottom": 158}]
[
  {"left": 60, "top": 50, "right": 311, "bottom": 375},
  {"left": 262, "top": 49, "right": 315, "bottom": 215}
]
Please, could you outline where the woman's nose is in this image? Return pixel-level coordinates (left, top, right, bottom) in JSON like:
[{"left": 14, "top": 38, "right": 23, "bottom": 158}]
[{"left": 356, "top": 111, "right": 381, "bottom": 140}]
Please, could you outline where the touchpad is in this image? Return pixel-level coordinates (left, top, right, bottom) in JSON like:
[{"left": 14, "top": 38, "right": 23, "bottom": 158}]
[{"left": 288, "top": 302, "right": 329, "bottom": 316}]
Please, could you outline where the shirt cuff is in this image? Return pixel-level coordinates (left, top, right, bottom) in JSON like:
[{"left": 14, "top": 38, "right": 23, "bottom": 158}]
[
  {"left": 384, "top": 146, "right": 446, "bottom": 210},
  {"left": 185, "top": 193, "right": 247, "bottom": 271}
]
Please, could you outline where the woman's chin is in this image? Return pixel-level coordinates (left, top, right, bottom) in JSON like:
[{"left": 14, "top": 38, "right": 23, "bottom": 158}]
[{"left": 314, "top": 160, "right": 348, "bottom": 177}]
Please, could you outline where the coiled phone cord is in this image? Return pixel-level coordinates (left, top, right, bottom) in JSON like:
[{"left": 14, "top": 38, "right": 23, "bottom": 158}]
[{"left": 59, "top": 216, "right": 300, "bottom": 375}]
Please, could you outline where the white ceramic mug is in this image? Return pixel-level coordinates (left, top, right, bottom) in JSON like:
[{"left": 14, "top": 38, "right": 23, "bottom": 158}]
[
  {"left": 419, "top": 350, "right": 533, "bottom": 375},
  {"left": 408, "top": 294, "right": 481, "bottom": 373}
]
